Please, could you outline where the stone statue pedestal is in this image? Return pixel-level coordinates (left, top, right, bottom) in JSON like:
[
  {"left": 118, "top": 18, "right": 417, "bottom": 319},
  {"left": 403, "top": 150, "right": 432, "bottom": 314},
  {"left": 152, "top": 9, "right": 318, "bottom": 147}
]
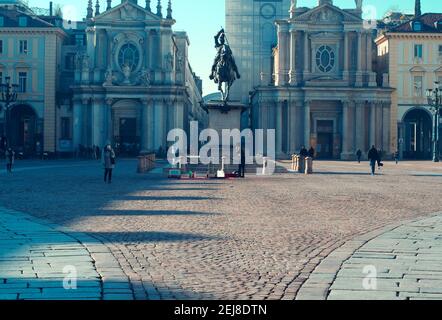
[{"left": 205, "top": 100, "right": 248, "bottom": 142}]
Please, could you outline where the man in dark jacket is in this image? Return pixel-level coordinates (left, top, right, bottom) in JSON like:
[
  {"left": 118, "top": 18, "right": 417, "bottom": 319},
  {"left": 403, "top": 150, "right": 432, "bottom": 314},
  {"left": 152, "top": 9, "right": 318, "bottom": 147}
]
[
  {"left": 300, "top": 146, "right": 308, "bottom": 158},
  {"left": 367, "top": 145, "right": 379, "bottom": 176}
]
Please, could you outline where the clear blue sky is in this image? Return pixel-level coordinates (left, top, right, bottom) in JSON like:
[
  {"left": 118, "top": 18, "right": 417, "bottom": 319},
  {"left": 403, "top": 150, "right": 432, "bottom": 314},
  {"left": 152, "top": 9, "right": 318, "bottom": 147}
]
[{"left": 27, "top": 0, "right": 441, "bottom": 95}]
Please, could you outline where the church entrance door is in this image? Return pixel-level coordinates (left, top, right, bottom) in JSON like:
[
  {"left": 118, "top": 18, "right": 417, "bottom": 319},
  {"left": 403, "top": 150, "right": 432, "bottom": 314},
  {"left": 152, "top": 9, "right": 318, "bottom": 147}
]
[{"left": 316, "top": 120, "right": 334, "bottom": 159}]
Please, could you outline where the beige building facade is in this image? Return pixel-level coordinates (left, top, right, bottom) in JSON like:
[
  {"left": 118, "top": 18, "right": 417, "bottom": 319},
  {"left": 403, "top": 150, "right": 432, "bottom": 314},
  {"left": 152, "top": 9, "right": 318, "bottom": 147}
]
[
  {"left": 0, "top": 1, "right": 66, "bottom": 155},
  {"left": 376, "top": 13, "right": 442, "bottom": 159}
]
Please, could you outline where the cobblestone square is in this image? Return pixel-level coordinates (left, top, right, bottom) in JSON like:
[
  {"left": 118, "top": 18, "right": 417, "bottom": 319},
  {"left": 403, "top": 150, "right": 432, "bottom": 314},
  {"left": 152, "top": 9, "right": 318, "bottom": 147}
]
[{"left": 1, "top": 159, "right": 442, "bottom": 300}]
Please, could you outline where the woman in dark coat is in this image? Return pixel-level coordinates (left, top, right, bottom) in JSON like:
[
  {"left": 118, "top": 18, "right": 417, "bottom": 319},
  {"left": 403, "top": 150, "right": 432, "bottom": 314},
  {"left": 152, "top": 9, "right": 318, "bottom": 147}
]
[{"left": 102, "top": 144, "right": 116, "bottom": 184}]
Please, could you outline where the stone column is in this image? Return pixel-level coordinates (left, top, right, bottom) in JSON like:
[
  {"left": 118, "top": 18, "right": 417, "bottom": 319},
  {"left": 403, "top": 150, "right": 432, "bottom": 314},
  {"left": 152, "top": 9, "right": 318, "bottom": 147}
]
[
  {"left": 355, "top": 31, "right": 363, "bottom": 87},
  {"left": 153, "top": 99, "right": 163, "bottom": 150},
  {"left": 369, "top": 102, "right": 376, "bottom": 148},
  {"left": 343, "top": 31, "right": 349, "bottom": 81},
  {"left": 341, "top": 100, "right": 350, "bottom": 159},
  {"left": 303, "top": 32, "right": 309, "bottom": 79},
  {"left": 73, "top": 99, "right": 83, "bottom": 151},
  {"left": 375, "top": 102, "right": 383, "bottom": 148},
  {"left": 104, "top": 99, "right": 113, "bottom": 145},
  {"left": 366, "top": 31, "right": 372, "bottom": 72},
  {"left": 276, "top": 101, "right": 283, "bottom": 156},
  {"left": 348, "top": 101, "right": 356, "bottom": 155},
  {"left": 175, "top": 99, "right": 185, "bottom": 131},
  {"left": 141, "top": 98, "right": 151, "bottom": 152},
  {"left": 355, "top": 101, "right": 365, "bottom": 152},
  {"left": 92, "top": 99, "right": 104, "bottom": 147},
  {"left": 382, "top": 102, "right": 390, "bottom": 153},
  {"left": 289, "top": 29, "right": 297, "bottom": 85},
  {"left": 277, "top": 22, "right": 289, "bottom": 85},
  {"left": 304, "top": 100, "right": 311, "bottom": 147}
]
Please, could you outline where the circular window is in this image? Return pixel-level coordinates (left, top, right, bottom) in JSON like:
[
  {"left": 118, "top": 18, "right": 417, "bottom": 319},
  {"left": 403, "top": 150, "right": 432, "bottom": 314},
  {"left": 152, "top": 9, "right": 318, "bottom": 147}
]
[
  {"left": 118, "top": 43, "right": 140, "bottom": 72},
  {"left": 260, "top": 4, "right": 276, "bottom": 19},
  {"left": 315, "top": 45, "right": 335, "bottom": 73}
]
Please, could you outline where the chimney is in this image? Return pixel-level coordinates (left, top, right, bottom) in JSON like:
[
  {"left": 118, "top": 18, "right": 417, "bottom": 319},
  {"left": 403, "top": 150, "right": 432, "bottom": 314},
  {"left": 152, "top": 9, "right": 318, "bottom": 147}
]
[
  {"left": 49, "top": 1, "right": 53, "bottom": 16},
  {"left": 415, "top": 0, "right": 421, "bottom": 18}
]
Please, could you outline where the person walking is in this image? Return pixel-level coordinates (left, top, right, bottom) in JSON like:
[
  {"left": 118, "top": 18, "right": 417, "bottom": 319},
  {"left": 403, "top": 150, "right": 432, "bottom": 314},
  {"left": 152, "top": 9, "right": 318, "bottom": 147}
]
[
  {"left": 102, "top": 144, "right": 116, "bottom": 184},
  {"left": 394, "top": 150, "right": 399, "bottom": 165},
  {"left": 367, "top": 145, "right": 379, "bottom": 176},
  {"left": 5, "top": 148, "right": 15, "bottom": 173},
  {"left": 356, "top": 149, "right": 362, "bottom": 163}
]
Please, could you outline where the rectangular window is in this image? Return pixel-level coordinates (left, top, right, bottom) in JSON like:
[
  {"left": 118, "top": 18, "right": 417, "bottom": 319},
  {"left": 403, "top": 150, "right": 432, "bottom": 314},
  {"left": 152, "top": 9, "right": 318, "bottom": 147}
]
[
  {"left": 64, "top": 53, "right": 75, "bottom": 70},
  {"left": 0, "top": 17, "right": 4, "bottom": 27},
  {"left": 75, "top": 34, "right": 85, "bottom": 46},
  {"left": 439, "top": 45, "right": 442, "bottom": 58},
  {"left": 0, "top": 40, "right": 3, "bottom": 54},
  {"left": 19, "top": 40, "right": 28, "bottom": 54},
  {"left": 60, "top": 117, "right": 72, "bottom": 140},
  {"left": 18, "top": 16, "right": 27, "bottom": 27},
  {"left": 18, "top": 72, "right": 27, "bottom": 93},
  {"left": 414, "top": 44, "right": 423, "bottom": 59},
  {"left": 413, "top": 76, "right": 423, "bottom": 97}
]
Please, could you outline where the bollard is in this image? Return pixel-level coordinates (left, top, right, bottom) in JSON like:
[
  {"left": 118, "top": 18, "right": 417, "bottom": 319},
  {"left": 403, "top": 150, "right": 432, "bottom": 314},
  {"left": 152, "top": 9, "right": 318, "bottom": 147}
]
[{"left": 305, "top": 157, "right": 313, "bottom": 175}]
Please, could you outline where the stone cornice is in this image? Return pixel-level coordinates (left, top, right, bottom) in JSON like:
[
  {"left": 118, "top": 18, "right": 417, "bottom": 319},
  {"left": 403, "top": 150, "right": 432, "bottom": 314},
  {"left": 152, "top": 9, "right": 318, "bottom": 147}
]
[{"left": 0, "top": 27, "right": 67, "bottom": 38}]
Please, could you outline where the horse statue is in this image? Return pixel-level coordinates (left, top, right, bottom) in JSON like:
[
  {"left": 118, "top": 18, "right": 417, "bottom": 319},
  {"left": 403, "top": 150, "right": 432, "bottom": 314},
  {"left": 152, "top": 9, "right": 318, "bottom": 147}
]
[{"left": 209, "top": 28, "right": 241, "bottom": 102}]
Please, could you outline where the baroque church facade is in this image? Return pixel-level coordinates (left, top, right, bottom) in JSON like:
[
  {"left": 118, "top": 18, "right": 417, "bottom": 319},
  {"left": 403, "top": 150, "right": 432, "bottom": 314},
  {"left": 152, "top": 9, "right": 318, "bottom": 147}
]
[
  {"left": 0, "top": 0, "right": 206, "bottom": 156},
  {"left": 71, "top": 0, "right": 206, "bottom": 155},
  {"left": 250, "top": 0, "right": 393, "bottom": 159}
]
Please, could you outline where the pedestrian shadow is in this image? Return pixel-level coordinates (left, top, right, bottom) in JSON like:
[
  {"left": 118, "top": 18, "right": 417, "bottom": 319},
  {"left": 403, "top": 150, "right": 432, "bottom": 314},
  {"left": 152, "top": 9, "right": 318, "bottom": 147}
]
[{"left": 73, "top": 231, "right": 221, "bottom": 243}]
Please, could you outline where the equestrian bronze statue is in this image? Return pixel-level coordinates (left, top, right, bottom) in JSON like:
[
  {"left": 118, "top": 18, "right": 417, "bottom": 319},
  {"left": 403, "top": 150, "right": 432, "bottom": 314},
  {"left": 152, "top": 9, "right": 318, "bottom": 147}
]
[{"left": 209, "top": 28, "right": 241, "bottom": 102}]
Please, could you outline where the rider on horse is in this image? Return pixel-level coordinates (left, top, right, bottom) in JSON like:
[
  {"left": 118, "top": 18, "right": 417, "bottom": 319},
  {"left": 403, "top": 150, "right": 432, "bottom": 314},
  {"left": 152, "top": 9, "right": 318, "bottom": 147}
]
[{"left": 209, "top": 28, "right": 241, "bottom": 82}]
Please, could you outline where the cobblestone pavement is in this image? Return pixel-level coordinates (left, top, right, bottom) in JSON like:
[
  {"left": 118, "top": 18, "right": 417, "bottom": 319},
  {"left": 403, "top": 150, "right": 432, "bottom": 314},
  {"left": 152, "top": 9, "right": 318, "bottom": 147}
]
[
  {"left": 0, "top": 207, "right": 132, "bottom": 300},
  {"left": 0, "top": 159, "right": 442, "bottom": 299},
  {"left": 298, "top": 213, "right": 442, "bottom": 300}
]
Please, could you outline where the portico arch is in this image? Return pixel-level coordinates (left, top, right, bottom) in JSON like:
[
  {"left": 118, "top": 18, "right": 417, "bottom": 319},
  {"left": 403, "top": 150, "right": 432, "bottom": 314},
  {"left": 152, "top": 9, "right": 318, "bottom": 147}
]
[
  {"left": 401, "top": 107, "right": 432, "bottom": 160},
  {"left": 8, "top": 104, "right": 40, "bottom": 155}
]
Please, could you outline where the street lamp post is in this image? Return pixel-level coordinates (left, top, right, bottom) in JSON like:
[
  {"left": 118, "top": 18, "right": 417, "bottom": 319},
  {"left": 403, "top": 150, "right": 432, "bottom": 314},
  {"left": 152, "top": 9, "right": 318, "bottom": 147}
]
[
  {"left": 426, "top": 82, "right": 442, "bottom": 163},
  {"left": 0, "top": 76, "right": 19, "bottom": 149}
]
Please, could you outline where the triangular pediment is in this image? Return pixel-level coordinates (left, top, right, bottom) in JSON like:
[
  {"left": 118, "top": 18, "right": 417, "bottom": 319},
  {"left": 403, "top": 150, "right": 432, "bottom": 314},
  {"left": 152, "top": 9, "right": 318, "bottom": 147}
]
[
  {"left": 295, "top": 4, "right": 362, "bottom": 23},
  {"left": 94, "top": 1, "right": 161, "bottom": 23}
]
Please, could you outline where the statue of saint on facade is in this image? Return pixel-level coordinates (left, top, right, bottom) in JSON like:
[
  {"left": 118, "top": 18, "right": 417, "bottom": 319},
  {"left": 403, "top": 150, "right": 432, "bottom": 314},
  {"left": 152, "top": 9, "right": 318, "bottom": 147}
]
[
  {"left": 164, "top": 53, "right": 174, "bottom": 72},
  {"left": 209, "top": 28, "right": 241, "bottom": 101},
  {"left": 137, "top": 68, "right": 151, "bottom": 86},
  {"left": 122, "top": 63, "right": 132, "bottom": 84},
  {"left": 104, "top": 67, "right": 115, "bottom": 86}
]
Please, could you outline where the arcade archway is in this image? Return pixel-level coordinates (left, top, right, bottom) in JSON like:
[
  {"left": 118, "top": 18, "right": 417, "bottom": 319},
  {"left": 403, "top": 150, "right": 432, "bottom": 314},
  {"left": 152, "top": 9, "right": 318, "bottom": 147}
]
[
  {"left": 9, "top": 104, "right": 39, "bottom": 155},
  {"left": 402, "top": 108, "right": 432, "bottom": 160}
]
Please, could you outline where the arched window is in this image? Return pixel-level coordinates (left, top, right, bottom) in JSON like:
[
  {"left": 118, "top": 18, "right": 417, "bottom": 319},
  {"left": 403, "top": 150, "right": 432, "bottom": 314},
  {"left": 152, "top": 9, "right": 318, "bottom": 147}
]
[
  {"left": 315, "top": 45, "right": 335, "bottom": 73},
  {"left": 118, "top": 43, "right": 140, "bottom": 72}
]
